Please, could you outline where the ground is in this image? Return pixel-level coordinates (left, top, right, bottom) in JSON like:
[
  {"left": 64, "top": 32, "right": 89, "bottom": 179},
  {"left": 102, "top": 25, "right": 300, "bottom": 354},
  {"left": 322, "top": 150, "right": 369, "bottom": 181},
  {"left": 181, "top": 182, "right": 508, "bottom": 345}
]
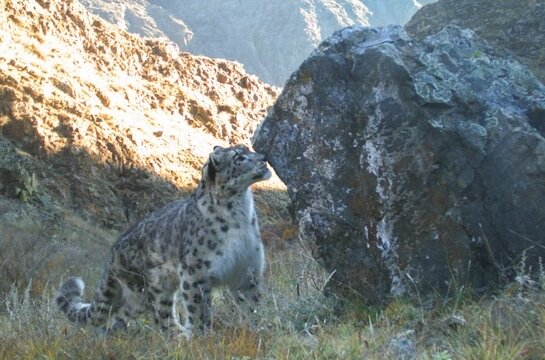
[{"left": 2, "top": 183, "right": 545, "bottom": 359}]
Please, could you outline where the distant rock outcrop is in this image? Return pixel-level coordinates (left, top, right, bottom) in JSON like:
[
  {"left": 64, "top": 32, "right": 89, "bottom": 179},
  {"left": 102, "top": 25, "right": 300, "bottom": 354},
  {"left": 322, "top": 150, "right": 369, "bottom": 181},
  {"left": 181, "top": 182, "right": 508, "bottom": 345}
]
[
  {"left": 406, "top": 0, "right": 545, "bottom": 83},
  {"left": 365, "top": 0, "right": 436, "bottom": 27},
  {"left": 0, "top": 0, "right": 277, "bottom": 228},
  {"left": 253, "top": 25, "right": 545, "bottom": 302},
  {"left": 80, "top": 0, "right": 435, "bottom": 86}
]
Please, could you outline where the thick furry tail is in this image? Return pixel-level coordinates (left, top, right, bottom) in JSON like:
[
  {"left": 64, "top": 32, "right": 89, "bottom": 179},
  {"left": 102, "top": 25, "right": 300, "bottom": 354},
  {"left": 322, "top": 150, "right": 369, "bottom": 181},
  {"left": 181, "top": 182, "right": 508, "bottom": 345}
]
[
  {"left": 56, "top": 272, "right": 122, "bottom": 326},
  {"left": 56, "top": 277, "right": 93, "bottom": 323}
]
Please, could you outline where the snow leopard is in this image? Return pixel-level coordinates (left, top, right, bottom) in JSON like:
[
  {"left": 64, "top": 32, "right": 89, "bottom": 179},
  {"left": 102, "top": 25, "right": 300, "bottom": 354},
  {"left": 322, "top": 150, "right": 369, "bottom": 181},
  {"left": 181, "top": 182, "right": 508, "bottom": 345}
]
[{"left": 56, "top": 144, "right": 271, "bottom": 337}]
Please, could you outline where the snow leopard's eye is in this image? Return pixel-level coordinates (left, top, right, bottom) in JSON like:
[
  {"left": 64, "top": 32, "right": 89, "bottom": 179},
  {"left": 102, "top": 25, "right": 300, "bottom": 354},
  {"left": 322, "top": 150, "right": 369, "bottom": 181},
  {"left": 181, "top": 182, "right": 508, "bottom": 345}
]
[{"left": 233, "top": 151, "right": 247, "bottom": 161}]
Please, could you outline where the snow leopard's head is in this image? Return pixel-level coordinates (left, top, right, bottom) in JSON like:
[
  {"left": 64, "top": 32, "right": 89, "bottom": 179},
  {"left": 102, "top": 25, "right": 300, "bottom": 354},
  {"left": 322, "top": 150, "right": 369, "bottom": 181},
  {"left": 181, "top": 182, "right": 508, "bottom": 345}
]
[{"left": 203, "top": 145, "right": 271, "bottom": 192}]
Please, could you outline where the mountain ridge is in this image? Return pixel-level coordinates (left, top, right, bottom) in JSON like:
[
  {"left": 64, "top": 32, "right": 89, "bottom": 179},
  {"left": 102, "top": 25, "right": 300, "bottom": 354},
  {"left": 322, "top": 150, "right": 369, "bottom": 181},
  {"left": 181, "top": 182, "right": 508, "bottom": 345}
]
[
  {"left": 79, "top": 0, "right": 437, "bottom": 85},
  {"left": 0, "top": 0, "right": 278, "bottom": 228}
]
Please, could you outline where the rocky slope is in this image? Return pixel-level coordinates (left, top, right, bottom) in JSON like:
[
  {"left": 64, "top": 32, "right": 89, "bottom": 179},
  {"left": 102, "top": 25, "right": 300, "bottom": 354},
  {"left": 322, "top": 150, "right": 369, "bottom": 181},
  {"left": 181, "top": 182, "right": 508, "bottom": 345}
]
[
  {"left": 0, "top": 0, "right": 277, "bottom": 228},
  {"left": 406, "top": 0, "right": 545, "bottom": 83},
  {"left": 365, "top": 0, "right": 436, "bottom": 27},
  {"left": 79, "top": 0, "right": 436, "bottom": 86},
  {"left": 254, "top": 25, "right": 545, "bottom": 302}
]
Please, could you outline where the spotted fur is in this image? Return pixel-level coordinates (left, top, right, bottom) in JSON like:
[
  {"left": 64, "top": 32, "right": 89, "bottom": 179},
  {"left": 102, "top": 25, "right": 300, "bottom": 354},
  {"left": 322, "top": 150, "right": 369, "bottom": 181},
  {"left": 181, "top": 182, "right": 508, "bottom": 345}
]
[{"left": 56, "top": 145, "right": 271, "bottom": 337}]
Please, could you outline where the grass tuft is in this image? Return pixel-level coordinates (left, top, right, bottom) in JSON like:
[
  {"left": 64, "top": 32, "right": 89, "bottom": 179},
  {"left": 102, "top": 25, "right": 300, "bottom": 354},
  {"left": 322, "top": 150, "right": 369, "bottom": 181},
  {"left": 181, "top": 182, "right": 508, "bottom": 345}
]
[{"left": 3, "top": 194, "right": 545, "bottom": 359}]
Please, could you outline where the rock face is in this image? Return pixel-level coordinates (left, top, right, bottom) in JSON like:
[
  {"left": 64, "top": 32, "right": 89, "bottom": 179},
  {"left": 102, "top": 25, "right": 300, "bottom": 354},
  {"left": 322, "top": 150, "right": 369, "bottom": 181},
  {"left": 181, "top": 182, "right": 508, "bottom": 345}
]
[
  {"left": 253, "top": 25, "right": 545, "bottom": 302},
  {"left": 406, "top": 0, "right": 545, "bottom": 84},
  {"left": 80, "top": 0, "right": 435, "bottom": 86},
  {"left": 0, "top": 0, "right": 277, "bottom": 228}
]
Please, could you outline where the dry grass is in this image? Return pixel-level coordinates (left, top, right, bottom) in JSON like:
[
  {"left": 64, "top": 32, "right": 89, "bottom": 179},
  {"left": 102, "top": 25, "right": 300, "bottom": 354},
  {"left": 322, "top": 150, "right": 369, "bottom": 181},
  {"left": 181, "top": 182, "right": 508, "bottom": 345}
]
[
  {"left": 2, "top": 195, "right": 545, "bottom": 359},
  {"left": 0, "top": 197, "right": 117, "bottom": 298},
  {"left": 0, "top": 223, "right": 57, "bottom": 296}
]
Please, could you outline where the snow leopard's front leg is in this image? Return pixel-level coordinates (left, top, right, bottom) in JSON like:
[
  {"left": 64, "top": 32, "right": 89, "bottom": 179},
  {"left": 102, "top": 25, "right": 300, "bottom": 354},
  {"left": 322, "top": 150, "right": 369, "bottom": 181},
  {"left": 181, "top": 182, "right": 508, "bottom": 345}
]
[
  {"left": 179, "top": 269, "right": 212, "bottom": 337},
  {"left": 147, "top": 268, "right": 184, "bottom": 336},
  {"left": 232, "top": 268, "right": 262, "bottom": 327}
]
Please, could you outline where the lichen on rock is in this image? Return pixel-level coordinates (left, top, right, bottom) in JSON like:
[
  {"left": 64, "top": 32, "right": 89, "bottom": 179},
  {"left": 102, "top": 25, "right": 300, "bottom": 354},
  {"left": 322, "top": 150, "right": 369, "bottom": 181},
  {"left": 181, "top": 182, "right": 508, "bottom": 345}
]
[{"left": 253, "top": 24, "right": 545, "bottom": 303}]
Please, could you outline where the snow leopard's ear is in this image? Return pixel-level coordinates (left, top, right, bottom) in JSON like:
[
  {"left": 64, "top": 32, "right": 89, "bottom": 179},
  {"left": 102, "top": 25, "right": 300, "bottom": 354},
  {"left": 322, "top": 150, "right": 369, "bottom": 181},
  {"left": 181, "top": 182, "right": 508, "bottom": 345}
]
[
  {"left": 209, "top": 149, "right": 222, "bottom": 169},
  {"left": 203, "top": 160, "right": 216, "bottom": 182},
  {"left": 204, "top": 149, "right": 221, "bottom": 182}
]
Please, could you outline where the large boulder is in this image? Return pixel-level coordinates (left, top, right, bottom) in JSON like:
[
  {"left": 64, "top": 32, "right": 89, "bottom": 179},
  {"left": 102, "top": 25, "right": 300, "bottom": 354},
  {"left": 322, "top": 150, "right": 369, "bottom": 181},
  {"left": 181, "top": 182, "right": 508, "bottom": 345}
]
[
  {"left": 406, "top": 0, "right": 545, "bottom": 84},
  {"left": 253, "top": 25, "right": 545, "bottom": 303}
]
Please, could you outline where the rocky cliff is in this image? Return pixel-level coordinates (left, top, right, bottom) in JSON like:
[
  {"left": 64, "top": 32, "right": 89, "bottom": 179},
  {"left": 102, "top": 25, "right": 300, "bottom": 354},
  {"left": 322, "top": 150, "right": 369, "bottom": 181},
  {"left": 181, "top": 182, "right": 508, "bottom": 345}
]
[
  {"left": 0, "top": 0, "right": 277, "bottom": 228},
  {"left": 79, "top": 0, "right": 435, "bottom": 86},
  {"left": 253, "top": 25, "right": 545, "bottom": 302},
  {"left": 366, "top": 0, "right": 436, "bottom": 27},
  {"left": 406, "top": 0, "right": 545, "bottom": 83}
]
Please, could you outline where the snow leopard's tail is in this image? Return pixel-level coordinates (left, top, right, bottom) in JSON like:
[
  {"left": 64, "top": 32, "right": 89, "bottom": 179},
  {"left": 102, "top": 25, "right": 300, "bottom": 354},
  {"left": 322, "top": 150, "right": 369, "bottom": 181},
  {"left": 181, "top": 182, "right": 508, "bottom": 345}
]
[{"left": 56, "top": 273, "right": 121, "bottom": 325}]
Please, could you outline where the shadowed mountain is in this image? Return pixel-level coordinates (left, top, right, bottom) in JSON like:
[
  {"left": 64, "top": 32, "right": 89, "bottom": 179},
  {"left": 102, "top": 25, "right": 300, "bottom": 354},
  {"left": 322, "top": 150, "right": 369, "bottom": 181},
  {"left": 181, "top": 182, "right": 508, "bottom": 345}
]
[{"left": 79, "top": 0, "right": 437, "bottom": 86}]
